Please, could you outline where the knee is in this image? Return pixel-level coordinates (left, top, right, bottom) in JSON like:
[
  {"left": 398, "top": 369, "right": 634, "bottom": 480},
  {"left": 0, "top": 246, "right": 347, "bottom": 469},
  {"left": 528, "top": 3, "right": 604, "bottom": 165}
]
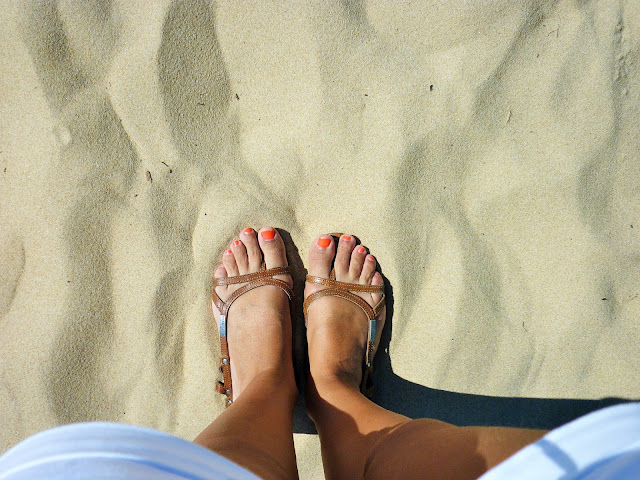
[{"left": 363, "top": 420, "right": 487, "bottom": 480}]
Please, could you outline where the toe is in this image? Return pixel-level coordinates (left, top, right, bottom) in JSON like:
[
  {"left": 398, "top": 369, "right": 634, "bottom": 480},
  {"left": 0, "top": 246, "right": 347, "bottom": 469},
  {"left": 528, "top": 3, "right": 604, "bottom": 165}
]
[
  {"left": 308, "top": 234, "right": 335, "bottom": 281},
  {"left": 258, "top": 227, "right": 289, "bottom": 271},
  {"left": 214, "top": 263, "right": 228, "bottom": 281},
  {"left": 371, "top": 271, "right": 384, "bottom": 304},
  {"left": 348, "top": 245, "right": 367, "bottom": 281},
  {"left": 222, "top": 248, "right": 239, "bottom": 276},
  {"left": 335, "top": 234, "right": 355, "bottom": 278},
  {"left": 231, "top": 239, "right": 249, "bottom": 274},
  {"left": 241, "top": 227, "right": 262, "bottom": 271},
  {"left": 360, "top": 254, "right": 377, "bottom": 284},
  {"left": 213, "top": 262, "right": 228, "bottom": 308}
]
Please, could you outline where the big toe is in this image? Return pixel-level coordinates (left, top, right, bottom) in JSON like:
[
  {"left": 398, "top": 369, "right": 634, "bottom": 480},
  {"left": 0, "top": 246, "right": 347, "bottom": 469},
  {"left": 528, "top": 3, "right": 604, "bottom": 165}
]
[
  {"left": 307, "top": 234, "right": 335, "bottom": 281},
  {"left": 257, "top": 228, "right": 290, "bottom": 282}
]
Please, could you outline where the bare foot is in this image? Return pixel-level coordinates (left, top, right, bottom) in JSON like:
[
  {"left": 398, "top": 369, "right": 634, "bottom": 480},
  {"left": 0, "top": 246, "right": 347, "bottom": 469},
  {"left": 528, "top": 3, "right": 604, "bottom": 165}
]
[
  {"left": 304, "top": 234, "right": 386, "bottom": 393},
  {"left": 212, "top": 227, "right": 295, "bottom": 401}
]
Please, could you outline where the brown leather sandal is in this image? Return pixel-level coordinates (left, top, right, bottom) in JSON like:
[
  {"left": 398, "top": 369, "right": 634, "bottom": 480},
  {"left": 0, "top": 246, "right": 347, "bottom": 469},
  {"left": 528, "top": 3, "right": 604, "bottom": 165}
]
[
  {"left": 303, "top": 244, "right": 385, "bottom": 398},
  {"left": 212, "top": 264, "right": 293, "bottom": 406}
]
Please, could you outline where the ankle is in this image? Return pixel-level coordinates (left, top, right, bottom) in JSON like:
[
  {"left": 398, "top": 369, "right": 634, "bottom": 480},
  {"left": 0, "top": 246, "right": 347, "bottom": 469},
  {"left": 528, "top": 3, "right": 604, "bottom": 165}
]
[
  {"left": 308, "top": 339, "right": 365, "bottom": 391},
  {"left": 306, "top": 369, "right": 361, "bottom": 400},
  {"left": 310, "top": 365, "right": 362, "bottom": 391}
]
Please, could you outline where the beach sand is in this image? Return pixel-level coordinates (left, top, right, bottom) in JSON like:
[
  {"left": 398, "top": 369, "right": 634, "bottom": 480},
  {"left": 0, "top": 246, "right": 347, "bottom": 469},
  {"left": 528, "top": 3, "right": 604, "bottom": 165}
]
[{"left": 1, "top": 1, "right": 638, "bottom": 478}]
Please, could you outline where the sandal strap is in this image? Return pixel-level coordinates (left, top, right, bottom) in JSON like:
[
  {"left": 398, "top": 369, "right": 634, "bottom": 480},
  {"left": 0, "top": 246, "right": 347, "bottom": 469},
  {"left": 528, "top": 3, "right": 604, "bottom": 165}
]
[
  {"left": 303, "top": 269, "right": 384, "bottom": 396},
  {"left": 213, "top": 277, "right": 293, "bottom": 316},
  {"left": 212, "top": 265, "right": 293, "bottom": 406},
  {"left": 305, "top": 274, "right": 383, "bottom": 293},
  {"left": 303, "top": 287, "right": 380, "bottom": 323},
  {"left": 214, "top": 266, "right": 291, "bottom": 286}
]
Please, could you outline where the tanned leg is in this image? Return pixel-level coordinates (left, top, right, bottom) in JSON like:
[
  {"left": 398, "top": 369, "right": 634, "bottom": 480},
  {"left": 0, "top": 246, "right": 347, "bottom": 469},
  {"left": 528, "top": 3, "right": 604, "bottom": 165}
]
[
  {"left": 194, "top": 227, "right": 299, "bottom": 480},
  {"left": 304, "top": 234, "right": 546, "bottom": 480}
]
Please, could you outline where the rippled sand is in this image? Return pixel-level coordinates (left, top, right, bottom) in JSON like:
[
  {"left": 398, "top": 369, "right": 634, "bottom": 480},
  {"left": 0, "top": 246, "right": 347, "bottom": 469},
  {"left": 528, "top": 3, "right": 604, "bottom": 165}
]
[{"left": 1, "top": 1, "right": 638, "bottom": 477}]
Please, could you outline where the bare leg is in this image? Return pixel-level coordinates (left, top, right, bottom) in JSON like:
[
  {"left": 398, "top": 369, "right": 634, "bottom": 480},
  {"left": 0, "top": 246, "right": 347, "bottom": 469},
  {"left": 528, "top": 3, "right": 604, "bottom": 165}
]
[
  {"left": 305, "top": 234, "right": 546, "bottom": 480},
  {"left": 194, "top": 227, "right": 298, "bottom": 480}
]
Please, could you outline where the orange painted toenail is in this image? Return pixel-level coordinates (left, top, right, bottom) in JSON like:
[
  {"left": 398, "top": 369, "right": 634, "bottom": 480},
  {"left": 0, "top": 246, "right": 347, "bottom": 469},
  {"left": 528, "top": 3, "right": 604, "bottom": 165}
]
[
  {"left": 342, "top": 235, "right": 352, "bottom": 242},
  {"left": 232, "top": 240, "right": 241, "bottom": 247},
  {"left": 261, "top": 229, "right": 275, "bottom": 240},
  {"left": 225, "top": 249, "right": 233, "bottom": 255},
  {"left": 243, "top": 228, "right": 253, "bottom": 235},
  {"left": 317, "top": 236, "right": 331, "bottom": 248},
  {"left": 357, "top": 246, "right": 366, "bottom": 254},
  {"left": 367, "top": 255, "right": 375, "bottom": 261}
]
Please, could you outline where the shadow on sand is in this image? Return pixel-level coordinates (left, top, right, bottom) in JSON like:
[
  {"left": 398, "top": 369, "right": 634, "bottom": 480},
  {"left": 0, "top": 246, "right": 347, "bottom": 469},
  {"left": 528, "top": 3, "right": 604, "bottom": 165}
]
[{"left": 292, "top": 278, "right": 634, "bottom": 434}]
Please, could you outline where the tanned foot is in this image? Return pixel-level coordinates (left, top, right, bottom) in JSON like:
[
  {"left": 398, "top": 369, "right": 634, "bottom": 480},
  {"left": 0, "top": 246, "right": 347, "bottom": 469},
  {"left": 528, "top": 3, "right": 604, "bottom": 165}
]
[
  {"left": 304, "top": 234, "right": 386, "bottom": 396},
  {"left": 212, "top": 227, "right": 296, "bottom": 401}
]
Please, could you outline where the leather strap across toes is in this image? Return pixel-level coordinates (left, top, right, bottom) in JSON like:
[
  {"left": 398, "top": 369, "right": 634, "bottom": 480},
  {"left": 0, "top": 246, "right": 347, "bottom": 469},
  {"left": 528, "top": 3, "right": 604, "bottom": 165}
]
[
  {"left": 212, "top": 265, "right": 293, "bottom": 406},
  {"left": 304, "top": 269, "right": 385, "bottom": 397}
]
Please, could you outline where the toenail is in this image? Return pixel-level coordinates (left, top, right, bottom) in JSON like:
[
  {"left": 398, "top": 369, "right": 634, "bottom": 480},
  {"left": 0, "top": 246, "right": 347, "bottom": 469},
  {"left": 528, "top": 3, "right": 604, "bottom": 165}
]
[
  {"left": 317, "top": 236, "right": 331, "bottom": 248},
  {"left": 232, "top": 240, "right": 241, "bottom": 247},
  {"left": 261, "top": 229, "right": 276, "bottom": 240},
  {"left": 341, "top": 235, "right": 352, "bottom": 242},
  {"left": 243, "top": 228, "right": 253, "bottom": 235},
  {"left": 357, "top": 246, "right": 366, "bottom": 254},
  {"left": 225, "top": 249, "right": 233, "bottom": 255},
  {"left": 367, "top": 255, "right": 375, "bottom": 262}
]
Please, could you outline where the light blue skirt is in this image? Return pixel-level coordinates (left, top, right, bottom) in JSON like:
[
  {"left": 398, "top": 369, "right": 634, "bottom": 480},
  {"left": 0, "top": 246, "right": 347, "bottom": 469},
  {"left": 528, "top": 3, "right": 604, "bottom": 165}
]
[
  {"left": 0, "top": 422, "right": 258, "bottom": 480},
  {"left": 480, "top": 402, "right": 640, "bottom": 480},
  {"left": 1, "top": 403, "right": 638, "bottom": 479}
]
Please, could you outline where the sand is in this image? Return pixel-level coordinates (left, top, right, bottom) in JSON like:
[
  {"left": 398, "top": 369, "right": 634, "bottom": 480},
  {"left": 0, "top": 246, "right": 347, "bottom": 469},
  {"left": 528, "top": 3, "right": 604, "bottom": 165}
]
[{"left": 1, "top": 0, "right": 638, "bottom": 478}]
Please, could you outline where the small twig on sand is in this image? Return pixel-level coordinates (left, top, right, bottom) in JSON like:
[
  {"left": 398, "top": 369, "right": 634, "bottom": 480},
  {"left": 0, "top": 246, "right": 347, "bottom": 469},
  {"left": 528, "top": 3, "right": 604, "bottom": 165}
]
[{"left": 623, "top": 294, "right": 638, "bottom": 304}]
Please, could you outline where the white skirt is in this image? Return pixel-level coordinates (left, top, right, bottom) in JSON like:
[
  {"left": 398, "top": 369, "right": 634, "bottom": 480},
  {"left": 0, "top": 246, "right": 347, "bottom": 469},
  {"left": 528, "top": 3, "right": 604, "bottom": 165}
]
[
  {"left": 1, "top": 403, "right": 638, "bottom": 479},
  {"left": 0, "top": 422, "right": 257, "bottom": 480},
  {"left": 480, "top": 402, "right": 640, "bottom": 480}
]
